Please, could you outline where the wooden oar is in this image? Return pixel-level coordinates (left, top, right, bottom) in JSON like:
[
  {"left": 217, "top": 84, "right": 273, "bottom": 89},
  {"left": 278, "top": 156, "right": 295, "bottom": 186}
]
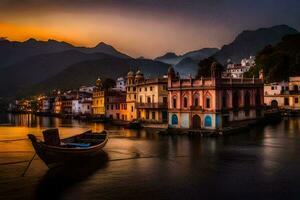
[{"left": 21, "top": 153, "right": 36, "bottom": 177}]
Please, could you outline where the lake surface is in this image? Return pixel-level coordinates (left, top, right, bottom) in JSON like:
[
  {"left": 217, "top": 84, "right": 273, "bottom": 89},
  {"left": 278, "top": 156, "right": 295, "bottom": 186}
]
[{"left": 1, "top": 114, "right": 300, "bottom": 200}]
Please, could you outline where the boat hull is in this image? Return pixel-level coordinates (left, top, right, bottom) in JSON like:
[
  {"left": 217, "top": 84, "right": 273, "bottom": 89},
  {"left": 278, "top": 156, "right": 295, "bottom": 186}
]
[{"left": 28, "top": 131, "right": 108, "bottom": 168}]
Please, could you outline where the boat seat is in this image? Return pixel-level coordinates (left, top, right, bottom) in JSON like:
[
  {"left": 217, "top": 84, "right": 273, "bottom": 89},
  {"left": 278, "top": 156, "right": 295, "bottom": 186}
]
[
  {"left": 76, "top": 138, "right": 100, "bottom": 144},
  {"left": 43, "top": 129, "right": 61, "bottom": 146},
  {"left": 62, "top": 142, "right": 91, "bottom": 148}
]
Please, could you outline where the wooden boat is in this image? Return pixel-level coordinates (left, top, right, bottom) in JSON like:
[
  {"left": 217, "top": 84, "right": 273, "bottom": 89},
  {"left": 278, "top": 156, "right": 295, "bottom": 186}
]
[{"left": 28, "top": 129, "right": 108, "bottom": 168}]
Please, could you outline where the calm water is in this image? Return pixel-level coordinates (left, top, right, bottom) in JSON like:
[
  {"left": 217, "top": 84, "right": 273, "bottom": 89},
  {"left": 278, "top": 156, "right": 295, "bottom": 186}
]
[{"left": 1, "top": 114, "right": 300, "bottom": 200}]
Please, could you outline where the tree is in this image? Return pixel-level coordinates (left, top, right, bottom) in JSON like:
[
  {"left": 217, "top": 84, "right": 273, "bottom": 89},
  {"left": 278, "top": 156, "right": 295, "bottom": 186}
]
[
  {"left": 102, "top": 78, "right": 116, "bottom": 89},
  {"left": 245, "top": 34, "right": 300, "bottom": 82},
  {"left": 196, "top": 57, "right": 223, "bottom": 78}
]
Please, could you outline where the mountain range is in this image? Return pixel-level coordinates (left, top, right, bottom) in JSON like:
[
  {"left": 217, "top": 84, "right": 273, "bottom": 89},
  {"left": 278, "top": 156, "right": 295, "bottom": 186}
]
[
  {"left": 155, "top": 24, "right": 298, "bottom": 75},
  {"left": 213, "top": 24, "right": 299, "bottom": 64},
  {"left": 0, "top": 38, "right": 169, "bottom": 98},
  {"left": 155, "top": 48, "right": 219, "bottom": 76},
  {"left": 0, "top": 38, "right": 130, "bottom": 69},
  {"left": 0, "top": 24, "right": 298, "bottom": 99}
]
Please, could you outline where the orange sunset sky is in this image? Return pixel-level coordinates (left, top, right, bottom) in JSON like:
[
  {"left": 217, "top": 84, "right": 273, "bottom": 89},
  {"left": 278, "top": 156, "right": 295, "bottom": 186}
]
[{"left": 1, "top": 0, "right": 299, "bottom": 58}]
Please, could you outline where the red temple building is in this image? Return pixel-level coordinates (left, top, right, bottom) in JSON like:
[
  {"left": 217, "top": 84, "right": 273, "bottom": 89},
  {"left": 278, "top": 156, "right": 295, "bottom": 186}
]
[{"left": 167, "top": 63, "right": 264, "bottom": 130}]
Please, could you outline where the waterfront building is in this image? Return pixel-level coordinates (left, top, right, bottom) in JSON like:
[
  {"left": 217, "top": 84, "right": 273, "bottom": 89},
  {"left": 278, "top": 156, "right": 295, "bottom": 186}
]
[
  {"left": 9, "top": 100, "right": 31, "bottom": 112},
  {"left": 264, "top": 81, "right": 289, "bottom": 109},
  {"left": 135, "top": 72, "right": 168, "bottom": 123},
  {"left": 105, "top": 90, "right": 126, "bottom": 120},
  {"left": 167, "top": 63, "right": 264, "bottom": 130},
  {"left": 92, "top": 78, "right": 105, "bottom": 117},
  {"left": 79, "top": 99, "right": 92, "bottom": 115},
  {"left": 288, "top": 77, "right": 300, "bottom": 111},
  {"left": 61, "top": 97, "right": 73, "bottom": 114},
  {"left": 38, "top": 97, "right": 54, "bottom": 113},
  {"left": 125, "top": 70, "right": 168, "bottom": 123},
  {"left": 71, "top": 99, "right": 80, "bottom": 115},
  {"left": 53, "top": 96, "right": 62, "bottom": 114},
  {"left": 125, "top": 71, "right": 138, "bottom": 121}
]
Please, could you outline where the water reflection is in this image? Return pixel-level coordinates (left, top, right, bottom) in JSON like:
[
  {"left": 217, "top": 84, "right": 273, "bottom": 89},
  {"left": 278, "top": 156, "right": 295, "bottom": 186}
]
[
  {"left": 1, "top": 114, "right": 300, "bottom": 199},
  {"left": 35, "top": 151, "right": 109, "bottom": 200}
]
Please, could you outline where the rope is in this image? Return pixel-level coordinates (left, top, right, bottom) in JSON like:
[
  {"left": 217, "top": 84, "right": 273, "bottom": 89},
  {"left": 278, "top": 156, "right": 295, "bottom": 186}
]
[{"left": 0, "top": 138, "right": 29, "bottom": 142}]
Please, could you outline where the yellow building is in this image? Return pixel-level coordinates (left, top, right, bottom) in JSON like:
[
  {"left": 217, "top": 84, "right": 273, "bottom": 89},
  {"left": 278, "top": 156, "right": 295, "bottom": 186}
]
[
  {"left": 125, "top": 71, "right": 137, "bottom": 121},
  {"left": 125, "top": 70, "right": 168, "bottom": 123},
  {"left": 288, "top": 77, "right": 300, "bottom": 110},
  {"left": 92, "top": 78, "right": 105, "bottom": 116}
]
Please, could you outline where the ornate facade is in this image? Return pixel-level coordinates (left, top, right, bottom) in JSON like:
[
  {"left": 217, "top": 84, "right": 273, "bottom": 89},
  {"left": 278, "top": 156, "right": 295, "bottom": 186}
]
[
  {"left": 125, "top": 70, "right": 168, "bottom": 123},
  {"left": 92, "top": 78, "right": 105, "bottom": 116},
  {"left": 168, "top": 63, "right": 264, "bottom": 130}
]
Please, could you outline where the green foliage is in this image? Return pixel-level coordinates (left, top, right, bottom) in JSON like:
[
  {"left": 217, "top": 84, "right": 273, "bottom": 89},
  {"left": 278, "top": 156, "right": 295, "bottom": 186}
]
[
  {"left": 103, "top": 78, "right": 116, "bottom": 89},
  {"left": 245, "top": 34, "right": 300, "bottom": 82},
  {"left": 196, "top": 57, "right": 218, "bottom": 78}
]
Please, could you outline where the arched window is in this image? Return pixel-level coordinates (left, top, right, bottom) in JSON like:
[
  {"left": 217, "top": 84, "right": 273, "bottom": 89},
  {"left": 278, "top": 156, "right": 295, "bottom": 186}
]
[
  {"left": 193, "top": 94, "right": 199, "bottom": 107},
  {"left": 205, "top": 96, "right": 211, "bottom": 108},
  {"left": 171, "top": 114, "right": 178, "bottom": 125},
  {"left": 173, "top": 96, "right": 177, "bottom": 108},
  {"left": 204, "top": 116, "right": 212, "bottom": 127},
  {"left": 183, "top": 97, "right": 188, "bottom": 108}
]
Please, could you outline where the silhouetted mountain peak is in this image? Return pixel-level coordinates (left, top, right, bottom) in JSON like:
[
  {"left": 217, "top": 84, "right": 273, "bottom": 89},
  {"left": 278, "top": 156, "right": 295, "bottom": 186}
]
[
  {"left": 25, "top": 38, "right": 38, "bottom": 43},
  {"left": 213, "top": 24, "right": 299, "bottom": 64},
  {"left": 155, "top": 52, "right": 178, "bottom": 60}
]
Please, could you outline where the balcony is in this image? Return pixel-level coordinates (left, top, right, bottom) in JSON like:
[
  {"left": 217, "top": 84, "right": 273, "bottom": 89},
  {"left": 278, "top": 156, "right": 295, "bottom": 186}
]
[
  {"left": 189, "top": 106, "right": 203, "bottom": 110},
  {"left": 136, "top": 103, "right": 167, "bottom": 109}
]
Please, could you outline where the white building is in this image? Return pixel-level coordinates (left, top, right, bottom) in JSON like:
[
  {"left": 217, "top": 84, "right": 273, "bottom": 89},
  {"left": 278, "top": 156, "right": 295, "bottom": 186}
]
[
  {"left": 79, "top": 86, "right": 96, "bottom": 94},
  {"left": 224, "top": 56, "right": 256, "bottom": 78},
  {"left": 79, "top": 99, "right": 92, "bottom": 115},
  {"left": 72, "top": 98, "right": 92, "bottom": 115},
  {"left": 72, "top": 99, "right": 80, "bottom": 115},
  {"left": 114, "top": 77, "right": 126, "bottom": 91}
]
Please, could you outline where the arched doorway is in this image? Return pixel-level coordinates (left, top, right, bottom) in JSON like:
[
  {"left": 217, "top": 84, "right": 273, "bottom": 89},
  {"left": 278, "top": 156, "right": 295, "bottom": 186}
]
[
  {"left": 171, "top": 114, "right": 178, "bottom": 125},
  {"left": 271, "top": 100, "right": 278, "bottom": 108},
  {"left": 204, "top": 116, "right": 212, "bottom": 127},
  {"left": 192, "top": 115, "right": 201, "bottom": 129}
]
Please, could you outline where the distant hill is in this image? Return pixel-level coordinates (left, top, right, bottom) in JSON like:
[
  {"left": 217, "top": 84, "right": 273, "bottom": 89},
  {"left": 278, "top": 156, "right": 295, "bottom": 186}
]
[
  {"left": 155, "top": 48, "right": 218, "bottom": 65},
  {"left": 213, "top": 24, "right": 299, "bottom": 64},
  {"left": 0, "top": 50, "right": 115, "bottom": 98},
  {"left": 155, "top": 52, "right": 180, "bottom": 65},
  {"left": 0, "top": 38, "right": 130, "bottom": 68},
  {"left": 20, "top": 58, "right": 170, "bottom": 97},
  {"left": 155, "top": 48, "right": 219, "bottom": 77},
  {"left": 174, "top": 57, "right": 199, "bottom": 77},
  {"left": 245, "top": 34, "right": 300, "bottom": 82}
]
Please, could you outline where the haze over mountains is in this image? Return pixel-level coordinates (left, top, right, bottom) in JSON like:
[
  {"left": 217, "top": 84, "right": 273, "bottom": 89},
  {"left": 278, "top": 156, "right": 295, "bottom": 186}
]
[
  {"left": 0, "top": 24, "right": 298, "bottom": 99},
  {"left": 0, "top": 38, "right": 130, "bottom": 69}
]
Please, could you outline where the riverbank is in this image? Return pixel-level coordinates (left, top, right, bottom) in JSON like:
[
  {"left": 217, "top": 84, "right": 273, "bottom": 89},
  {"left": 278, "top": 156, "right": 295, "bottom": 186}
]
[{"left": 158, "top": 110, "right": 283, "bottom": 137}]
